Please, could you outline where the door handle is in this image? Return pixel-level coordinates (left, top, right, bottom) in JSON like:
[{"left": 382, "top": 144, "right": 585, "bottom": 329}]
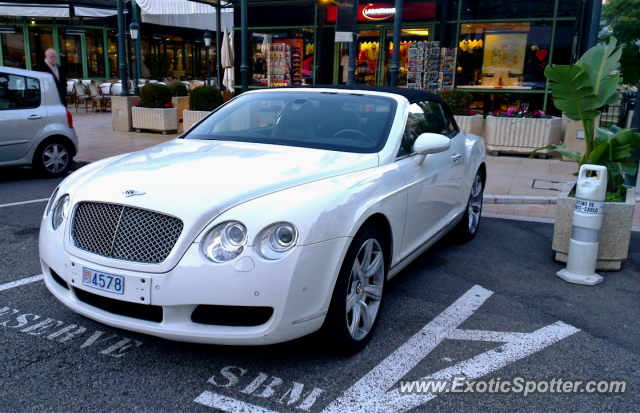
[
  {"left": 451, "top": 153, "right": 462, "bottom": 162},
  {"left": 28, "top": 115, "right": 43, "bottom": 120}
]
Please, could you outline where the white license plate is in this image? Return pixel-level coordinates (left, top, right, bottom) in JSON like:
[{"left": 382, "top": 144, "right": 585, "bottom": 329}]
[{"left": 82, "top": 267, "right": 124, "bottom": 295}]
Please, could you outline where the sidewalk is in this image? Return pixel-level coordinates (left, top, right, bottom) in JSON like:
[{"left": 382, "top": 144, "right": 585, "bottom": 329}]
[{"left": 70, "top": 110, "right": 640, "bottom": 228}]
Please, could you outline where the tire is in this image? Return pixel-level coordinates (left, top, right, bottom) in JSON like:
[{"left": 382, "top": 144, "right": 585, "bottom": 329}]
[
  {"left": 323, "top": 225, "right": 387, "bottom": 353},
  {"left": 454, "top": 171, "right": 484, "bottom": 242},
  {"left": 33, "top": 138, "right": 73, "bottom": 178}
]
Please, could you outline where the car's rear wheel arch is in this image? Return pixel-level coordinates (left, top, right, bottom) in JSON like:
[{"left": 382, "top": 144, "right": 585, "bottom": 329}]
[
  {"left": 36, "top": 135, "right": 77, "bottom": 157},
  {"left": 359, "top": 213, "right": 392, "bottom": 273}
]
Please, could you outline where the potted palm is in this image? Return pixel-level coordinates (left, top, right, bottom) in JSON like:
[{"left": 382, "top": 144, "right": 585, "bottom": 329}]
[
  {"left": 183, "top": 86, "right": 224, "bottom": 131},
  {"left": 132, "top": 83, "right": 178, "bottom": 134},
  {"left": 534, "top": 37, "right": 639, "bottom": 270},
  {"left": 168, "top": 82, "right": 189, "bottom": 121},
  {"left": 438, "top": 90, "right": 483, "bottom": 136}
]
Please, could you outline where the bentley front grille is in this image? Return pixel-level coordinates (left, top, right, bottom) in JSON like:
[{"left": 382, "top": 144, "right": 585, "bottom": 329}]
[{"left": 72, "top": 202, "right": 184, "bottom": 264}]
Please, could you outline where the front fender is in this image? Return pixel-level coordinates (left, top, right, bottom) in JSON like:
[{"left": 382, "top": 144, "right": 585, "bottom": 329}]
[{"left": 196, "top": 163, "right": 408, "bottom": 267}]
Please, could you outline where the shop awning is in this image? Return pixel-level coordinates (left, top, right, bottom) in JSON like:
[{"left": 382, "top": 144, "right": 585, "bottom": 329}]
[
  {"left": 0, "top": 3, "right": 69, "bottom": 18},
  {"left": 136, "top": 0, "right": 233, "bottom": 31},
  {"left": 0, "top": 2, "right": 117, "bottom": 18}
]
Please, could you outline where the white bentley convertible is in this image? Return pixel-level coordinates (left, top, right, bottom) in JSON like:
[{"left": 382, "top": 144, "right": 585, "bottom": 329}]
[{"left": 40, "top": 86, "right": 486, "bottom": 352}]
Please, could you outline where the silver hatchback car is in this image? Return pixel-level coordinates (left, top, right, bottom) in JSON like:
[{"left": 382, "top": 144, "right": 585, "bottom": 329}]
[{"left": 0, "top": 67, "right": 78, "bottom": 178}]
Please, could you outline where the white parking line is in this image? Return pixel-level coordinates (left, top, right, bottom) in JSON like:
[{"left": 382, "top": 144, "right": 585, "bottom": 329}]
[
  {"left": 195, "top": 391, "right": 279, "bottom": 413},
  {"left": 323, "top": 285, "right": 580, "bottom": 412},
  {"left": 0, "top": 274, "right": 44, "bottom": 292},
  {"left": 0, "top": 198, "right": 49, "bottom": 208}
]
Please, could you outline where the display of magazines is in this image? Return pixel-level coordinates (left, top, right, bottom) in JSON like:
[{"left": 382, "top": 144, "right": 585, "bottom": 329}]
[
  {"left": 266, "top": 41, "right": 303, "bottom": 87},
  {"left": 407, "top": 41, "right": 456, "bottom": 93}
]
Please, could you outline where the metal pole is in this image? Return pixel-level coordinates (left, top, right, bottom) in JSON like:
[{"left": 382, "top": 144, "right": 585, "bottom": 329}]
[
  {"left": 347, "top": 0, "right": 359, "bottom": 85},
  {"left": 389, "top": 0, "right": 403, "bottom": 87},
  {"left": 216, "top": 2, "right": 222, "bottom": 89},
  {"left": 240, "top": 0, "right": 249, "bottom": 92},
  {"left": 117, "top": 0, "right": 129, "bottom": 95},
  {"left": 315, "top": 3, "right": 325, "bottom": 84},
  {"left": 206, "top": 44, "right": 211, "bottom": 86},
  {"left": 132, "top": 1, "right": 142, "bottom": 95},
  {"left": 579, "top": 0, "right": 602, "bottom": 57}
]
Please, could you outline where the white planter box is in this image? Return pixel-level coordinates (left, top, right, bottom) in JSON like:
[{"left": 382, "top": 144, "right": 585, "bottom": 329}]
[
  {"left": 183, "top": 110, "right": 211, "bottom": 131},
  {"left": 171, "top": 96, "right": 190, "bottom": 121},
  {"left": 485, "top": 115, "right": 562, "bottom": 156},
  {"left": 454, "top": 114, "right": 483, "bottom": 136},
  {"left": 552, "top": 182, "right": 636, "bottom": 271},
  {"left": 132, "top": 107, "right": 178, "bottom": 134}
]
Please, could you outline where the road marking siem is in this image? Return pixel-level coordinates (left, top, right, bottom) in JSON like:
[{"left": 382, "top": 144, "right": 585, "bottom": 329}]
[
  {"left": 0, "top": 274, "right": 44, "bottom": 292},
  {"left": 322, "top": 285, "right": 580, "bottom": 412},
  {"left": 0, "top": 198, "right": 49, "bottom": 208}
]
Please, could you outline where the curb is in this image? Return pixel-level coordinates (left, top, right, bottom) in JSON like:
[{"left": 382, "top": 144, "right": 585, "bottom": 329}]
[{"left": 483, "top": 194, "right": 557, "bottom": 205}]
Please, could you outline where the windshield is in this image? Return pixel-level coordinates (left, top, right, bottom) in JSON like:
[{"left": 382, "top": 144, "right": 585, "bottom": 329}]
[{"left": 185, "top": 91, "right": 397, "bottom": 153}]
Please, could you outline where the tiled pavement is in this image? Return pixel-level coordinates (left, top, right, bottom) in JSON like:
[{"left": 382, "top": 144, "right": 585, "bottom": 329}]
[{"left": 70, "top": 110, "right": 640, "bottom": 229}]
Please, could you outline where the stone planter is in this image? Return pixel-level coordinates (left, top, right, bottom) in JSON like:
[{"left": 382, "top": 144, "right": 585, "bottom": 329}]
[
  {"left": 172, "top": 96, "right": 190, "bottom": 121},
  {"left": 552, "top": 182, "right": 636, "bottom": 271},
  {"left": 454, "top": 114, "right": 483, "bottom": 136},
  {"left": 485, "top": 115, "right": 562, "bottom": 156},
  {"left": 131, "top": 107, "right": 178, "bottom": 134},
  {"left": 183, "top": 110, "right": 211, "bottom": 131}
]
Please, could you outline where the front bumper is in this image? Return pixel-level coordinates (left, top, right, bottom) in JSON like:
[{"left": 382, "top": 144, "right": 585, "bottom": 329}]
[{"left": 40, "top": 222, "right": 350, "bottom": 345}]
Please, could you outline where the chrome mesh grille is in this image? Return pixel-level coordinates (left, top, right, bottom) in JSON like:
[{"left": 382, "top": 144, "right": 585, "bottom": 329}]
[{"left": 72, "top": 202, "right": 183, "bottom": 264}]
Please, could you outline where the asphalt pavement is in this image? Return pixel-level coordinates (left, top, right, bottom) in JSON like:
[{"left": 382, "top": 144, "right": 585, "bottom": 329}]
[{"left": 0, "top": 168, "right": 638, "bottom": 412}]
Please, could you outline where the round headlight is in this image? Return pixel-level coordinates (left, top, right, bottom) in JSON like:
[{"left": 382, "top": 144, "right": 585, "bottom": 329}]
[
  {"left": 51, "top": 195, "right": 70, "bottom": 230},
  {"left": 257, "top": 222, "right": 299, "bottom": 260},
  {"left": 202, "top": 221, "right": 247, "bottom": 263}
]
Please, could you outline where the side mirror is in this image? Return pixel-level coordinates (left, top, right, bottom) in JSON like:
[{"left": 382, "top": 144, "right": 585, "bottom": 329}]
[{"left": 412, "top": 133, "right": 450, "bottom": 165}]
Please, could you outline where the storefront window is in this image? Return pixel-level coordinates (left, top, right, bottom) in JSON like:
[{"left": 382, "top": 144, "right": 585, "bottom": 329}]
[
  {"left": 557, "top": 0, "right": 580, "bottom": 17},
  {"left": 456, "top": 22, "right": 552, "bottom": 91},
  {"left": 383, "top": 28, "right": 431, "bottom": 87},
  {"left": 246, "top": 29, "right": 314, "bottom": 87},
  {"left": 185, "top": 43, "right": 193, "bottom": 76},
  {"left": 466, "top": 92, "right": 547, "bottom": 114},
  {"left": 1, "top": 27, "right": 26, "bottom": 68},
  {"left": 552, "top": 21, "right": 577, "bottom": 65},
  {"left": 85, "top": 29, "right": 105, "bottom": 77},
  {"left": 58, "top": 29, "right": 83, "bottom": 78},
  {"left": 460, "top": 0, "right": 555, "bottom": 19},
  {"left": 29, "top": 27, "right": 54, "bottom": 67},
  {"left": 82, "top": 18, "right": 104, "bottom": 27},
  {"left": 338, "top": 30, "right": 380, "bottom": 86},
  {"left": 107, "top": 30, "right": 118, "bottom": 78}
]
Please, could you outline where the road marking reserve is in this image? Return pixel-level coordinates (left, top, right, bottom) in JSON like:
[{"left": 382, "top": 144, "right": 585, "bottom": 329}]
[
  {"left": 0, "top": 274, "right": 44, "bottom": 292},
  {"left": 0, "top": 198, "right": 49, "bottom": 208}
]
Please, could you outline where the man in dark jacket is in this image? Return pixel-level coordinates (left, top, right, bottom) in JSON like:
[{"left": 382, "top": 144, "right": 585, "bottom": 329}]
[{"left": 33, "top": 48, "right": 67, "bottom": 105}]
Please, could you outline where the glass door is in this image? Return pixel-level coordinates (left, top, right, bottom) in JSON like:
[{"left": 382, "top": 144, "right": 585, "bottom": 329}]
[{"left": 337, "top": 29, "right": 380, "bottom": 85}]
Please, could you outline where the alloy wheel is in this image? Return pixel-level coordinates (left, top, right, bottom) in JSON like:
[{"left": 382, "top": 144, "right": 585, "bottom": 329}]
[
  {"left": 42, "top": 143, "right": 69, "bottom": 174},
  {"left": 468, "top": 174, "right": 483, "bottom": 233},
  {"left": 345, "top": 238, "right": 384, "bottom": 341}
]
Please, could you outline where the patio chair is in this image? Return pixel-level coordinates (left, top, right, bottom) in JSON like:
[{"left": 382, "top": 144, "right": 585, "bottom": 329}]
[
  {"left": 88, "top": 83, "right": 105, "bottom": 112},
  {"left": 73, "top": 83, "right": 90, "bottom": 113},
  {"left": 66, "top": 81, "right": 76, "bottom": 105}
]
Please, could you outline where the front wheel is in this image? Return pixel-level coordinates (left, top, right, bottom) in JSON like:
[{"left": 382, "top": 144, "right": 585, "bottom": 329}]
[
  {"left": 454, "top": 172, "right": 484, "bottom": 241},
  {"left": 323, "top": 225, "right": 387, "bottom": 353}
]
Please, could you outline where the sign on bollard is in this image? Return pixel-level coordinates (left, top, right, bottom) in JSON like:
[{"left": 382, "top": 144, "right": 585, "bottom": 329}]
[{"left": 557, "top": 165, "right": 608, "bottom": 285}]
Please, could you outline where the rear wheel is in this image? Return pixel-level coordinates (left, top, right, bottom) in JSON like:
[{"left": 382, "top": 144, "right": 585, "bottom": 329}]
[
  {"left": 454, "top": 172, "right": 484, "bottom": 241},
  {"left": 323, "top": 225, "right": 387, "bottom": 353},
  {"left": 33, "top": 139, "right": 73, "bottom": 178}
]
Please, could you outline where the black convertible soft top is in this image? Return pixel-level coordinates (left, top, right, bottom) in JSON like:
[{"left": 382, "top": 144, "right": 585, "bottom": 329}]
[{"left": 291, "top": 84, "right": 445, "bottom": 105}]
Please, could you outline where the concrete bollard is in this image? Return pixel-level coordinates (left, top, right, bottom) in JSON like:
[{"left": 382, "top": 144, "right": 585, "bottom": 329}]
[{"left": 557, "top": 165, "right": 608, "bottom": 285}]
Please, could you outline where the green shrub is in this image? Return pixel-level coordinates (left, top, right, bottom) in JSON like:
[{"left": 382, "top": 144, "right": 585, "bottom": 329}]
[
  {"left": 139, "top": 83, "right": 172, "bottom": 108},
  {"left": 189, "top": 86, "right": 223, "bottom": 111},
  {"left": 438, "top": 89, "right": 472, "bottom": 116},
  {"left": 168, "top": 82, "right": 188, "bottom": 97}
]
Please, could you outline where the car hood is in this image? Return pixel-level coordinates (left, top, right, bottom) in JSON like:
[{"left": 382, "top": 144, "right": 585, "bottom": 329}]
[{"left": 71, "top": 139, "right": 379, "bottom": 230}]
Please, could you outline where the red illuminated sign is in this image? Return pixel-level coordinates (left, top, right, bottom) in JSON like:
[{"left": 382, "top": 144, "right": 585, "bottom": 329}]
[{"left": 327, "top": 3, "right": 436, "bottom": 22}]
